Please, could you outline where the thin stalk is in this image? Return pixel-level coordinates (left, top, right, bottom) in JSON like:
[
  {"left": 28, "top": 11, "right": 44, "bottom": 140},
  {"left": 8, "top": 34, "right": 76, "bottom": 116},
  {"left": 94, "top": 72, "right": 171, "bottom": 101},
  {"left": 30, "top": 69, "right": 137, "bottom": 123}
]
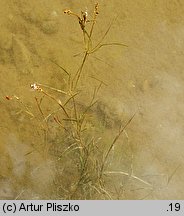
[
  {"left": 91, "top": 16, "right": 117, "bottom": 53},
  {"left": 72, "top": 52, "right": 88, "bottom": 90},
  {"left": 89, "top": 42, "right": 128, "bottom": 54},
  {"left": 100, "top": 113, "right": 136, "bottom": 178},
  {"left": 41, "top": 90, "right": 69, "bottom": 118}
]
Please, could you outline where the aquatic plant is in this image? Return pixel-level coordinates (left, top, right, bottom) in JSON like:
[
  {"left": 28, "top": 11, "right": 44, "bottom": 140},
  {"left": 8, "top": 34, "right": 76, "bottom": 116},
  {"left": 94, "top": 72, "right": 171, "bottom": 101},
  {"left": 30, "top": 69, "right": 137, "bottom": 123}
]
[{"left": 5, "top": 3, "right": 153, "bottom": 199}]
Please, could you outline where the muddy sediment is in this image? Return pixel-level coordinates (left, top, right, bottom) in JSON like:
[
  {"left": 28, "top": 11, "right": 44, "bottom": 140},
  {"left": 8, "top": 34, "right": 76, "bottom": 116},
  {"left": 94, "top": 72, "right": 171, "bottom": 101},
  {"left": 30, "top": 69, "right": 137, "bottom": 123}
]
[{"left": 0, "top": 0, "right": 184, "bottom": 199}]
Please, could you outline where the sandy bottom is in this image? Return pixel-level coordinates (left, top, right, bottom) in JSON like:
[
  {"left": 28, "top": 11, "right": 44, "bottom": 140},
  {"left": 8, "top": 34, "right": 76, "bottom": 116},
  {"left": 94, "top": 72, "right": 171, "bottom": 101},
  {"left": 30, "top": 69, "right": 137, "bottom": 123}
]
[{"left": 0, "top": 0, "right": 184, "bottom": 199}]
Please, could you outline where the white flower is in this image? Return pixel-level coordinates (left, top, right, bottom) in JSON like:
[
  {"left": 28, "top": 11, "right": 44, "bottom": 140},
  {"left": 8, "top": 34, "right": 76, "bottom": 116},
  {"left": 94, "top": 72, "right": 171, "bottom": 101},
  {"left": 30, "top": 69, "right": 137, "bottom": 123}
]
[{"left": 30, "top": 83, "right": 40, "bottom": 91}]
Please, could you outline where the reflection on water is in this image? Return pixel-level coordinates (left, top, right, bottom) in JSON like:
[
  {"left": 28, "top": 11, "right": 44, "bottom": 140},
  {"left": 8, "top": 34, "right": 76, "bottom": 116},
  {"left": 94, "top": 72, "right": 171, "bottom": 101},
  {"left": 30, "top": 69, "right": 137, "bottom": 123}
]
[{"left": 0, "top": 0, "right": 184, "bottom": 199}]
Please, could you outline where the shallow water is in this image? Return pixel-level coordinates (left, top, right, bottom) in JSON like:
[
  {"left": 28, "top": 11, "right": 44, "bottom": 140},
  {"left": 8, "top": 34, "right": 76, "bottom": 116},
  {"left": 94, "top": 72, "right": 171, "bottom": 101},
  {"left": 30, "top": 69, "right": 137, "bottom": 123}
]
[{"left": 0, "top": 0, "right": 184, "bottom": 199}]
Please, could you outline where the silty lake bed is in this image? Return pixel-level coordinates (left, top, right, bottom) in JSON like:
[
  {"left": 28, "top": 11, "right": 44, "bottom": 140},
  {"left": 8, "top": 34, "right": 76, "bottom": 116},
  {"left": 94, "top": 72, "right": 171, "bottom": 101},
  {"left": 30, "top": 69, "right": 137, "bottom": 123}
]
[{"left": 0, "top": 0, "right": 184, "bottom": 199}]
